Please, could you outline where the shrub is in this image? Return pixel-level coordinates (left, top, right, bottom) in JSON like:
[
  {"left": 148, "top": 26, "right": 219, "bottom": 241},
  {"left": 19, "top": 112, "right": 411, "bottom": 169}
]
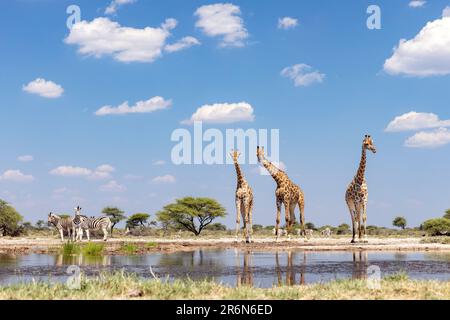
[
  {"left": 121, "top": 243, "right": 138, "bottom": 254},
  {"left": 82, "top": 243, "right": 105, "bottom": 256},
  {"left": 422, "top": 218, "right": 450, "bottom": 236},
  {"left": 61, "top": 243, "right": 81, "bottom": 255},
  {"left": 0, "top": 200, "right": 24, "bottom": 236}
]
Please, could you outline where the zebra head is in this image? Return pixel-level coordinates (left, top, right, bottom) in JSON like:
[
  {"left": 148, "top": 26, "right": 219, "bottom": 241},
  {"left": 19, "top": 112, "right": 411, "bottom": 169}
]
[
  {"left": 48, "top": 212, "right": 58, "bottom": 226},
  {"left": 74, "top": 206, "right": 82, "bottom": 215}
]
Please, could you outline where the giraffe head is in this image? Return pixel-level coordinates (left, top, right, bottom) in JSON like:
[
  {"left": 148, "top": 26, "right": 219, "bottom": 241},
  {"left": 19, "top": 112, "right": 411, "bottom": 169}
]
[
  {"left": 229, "top": 149, "right": 241, "bottom": 163},
  {"left": 363, "top": 135, "right": 377, "bottom": 153},
  {"left": 256, "top": 146, "right": 265, "bottom": 162}
]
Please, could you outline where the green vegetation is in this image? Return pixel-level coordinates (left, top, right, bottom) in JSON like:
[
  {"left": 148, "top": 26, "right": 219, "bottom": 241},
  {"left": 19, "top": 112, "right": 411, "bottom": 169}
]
[
  {"left": 81, "top": 243, "right": 105, "bottom": 256},
  {"left": 102, "top": 207, "right": 126, "bottom": 235},
  {"left": 156, "top": 197, "right": 226, "bottom": 236},
  {"left": 205, "top": 222, "right": 227, "bottom": 231},
  {"left": 422, "top": 218, "right": 450, "bottom": 236},
  {"left": 121, "top": 243, "right": 138, "bottom": 254},
  {"left": 61, "top": 243, "right": 81, "bottom": 255},
  {"left": 126, "top": 213, "right": 150, "bottom": 229},
  {"left": 146, "top": 242, "right": 158, "bottom": 248},
  {"left": 444, "top": 209, "right": 450, "bottom": 220},
  {"left": 0, "top": 200, "right": 23, "bottom": 236},
  {"left": 336, "top": 223, "right": 350, "bottom": 235},
  {"left": 393, "top": 216, "right": 407, "bottom": 230},
  {"left": 0, "top": 272, "right": 448, "bottom": 300}
]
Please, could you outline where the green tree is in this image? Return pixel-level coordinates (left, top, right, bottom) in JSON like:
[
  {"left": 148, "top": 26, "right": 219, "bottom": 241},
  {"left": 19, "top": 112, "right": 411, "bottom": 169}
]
[
  {"left": 393, "top": 216, "right": 407, "bottom": 230},
  {"left": 305, "top": 222, "right": 316, "bottom": 230},
  {"left": 102, "top": 207, "right": 126, "bottom": 235},
  {"left": 444, "top": 209, "right": 450, "bottom": 220},
  {"left": 422, "top": 218, "right": 450, "bottom": 236},
  {"left": 156, "top": 197, "right": 226, "bottom": 236},
  {"left": 336, "top": 223, "right": 350, "bottom": 235},
  {"left": 35, "top": 220, "right": 46, "bottom": 229},
  {"left": 252, "top": 224, "right": 264, "bottom": 232},
  {"left": 0, "top": 200, "right": 24, "bottom": 236},
  {"left": 126, "top": 213, "right": 150, "bottom": 229},
  {"left": 205, "top": 222, "right": 227, "bottom": 231}
]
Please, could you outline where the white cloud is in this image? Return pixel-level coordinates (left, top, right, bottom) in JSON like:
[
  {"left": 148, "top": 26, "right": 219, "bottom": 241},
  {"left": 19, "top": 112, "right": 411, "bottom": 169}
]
[
  {"left": 409, "top": 1, "right": 426, "bottom": 8},
  {"left": 182, "top": 102, "right": 254, "bottom": 124},
  {"left": 0, "top": 170, "right": 34, "bottom": 183},
  {"left": 405, "top": 128, "right": 450, "bottom": 148},
  {"left": 123, "top": 174, "right": 143, "bottom": 180},
  {"left": 18, "top": 155, "right": 33, "bottom": 162},
  {"left": 152, "top": 174, "right": 176, "bottom": 184},
  {"left": 195, "top": 3, "right": 248, "bottom": 47},
  {"left": 278, "top": 17, "right": 298, "bottom": 30},
  {"left": 50, "top": 166, "right": 92, "bottom": 177},
  {"left": 105, "top": 0, "right": 136, "bottom": 15},
  {"left": 22, "top": 78, "right": 64, "bottom": 98},
  {"left": 153, "top": 160, "right": 166, "bottom": 166},
  {"left": 383, "top": 11, "right": 450, "bottom": 76},
  {"left": 95, "top": 96, "right": 172, "bottom": 116},
  {"left": 385, "top": 111, "right": 450, "bottom": 132},
  {"left": 281, "top": 64, "right": 325, "bottom": 87},
  {"left": 165, "top": 36, "right": 201, "bottom": 53},
  {"left": 99, "top": 180, "right": 127, "bottom": 192},
  {"left": 443, "top": 6, "right": 450, "bottom": 17},
  {"left": 65, "top": 17, "right": 196, "bottom": 63},
  {"left": 50, "top": 164, "right": 114, "bottom": 180}
]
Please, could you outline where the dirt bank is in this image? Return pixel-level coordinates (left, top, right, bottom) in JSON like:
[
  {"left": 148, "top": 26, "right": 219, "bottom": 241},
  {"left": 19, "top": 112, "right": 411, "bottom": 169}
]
[{"left": 0, "top": 236, "right": 449, "bottom": 255}]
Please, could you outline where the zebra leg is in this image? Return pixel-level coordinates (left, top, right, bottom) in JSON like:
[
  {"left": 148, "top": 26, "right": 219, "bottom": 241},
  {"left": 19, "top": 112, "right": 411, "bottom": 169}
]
[
  {"left": 86, "top": 229, "right": 90, "bottom": 241},
  {"left": 102, "top": 227, "right": 107, "bottom": 241},
  {"left": 59, "top": 229, "right": 64, "bottom": 242}
]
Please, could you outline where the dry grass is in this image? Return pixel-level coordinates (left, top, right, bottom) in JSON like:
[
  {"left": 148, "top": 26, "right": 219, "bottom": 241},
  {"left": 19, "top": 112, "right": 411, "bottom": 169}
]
[{"left": 0, "top": 272, "right": 448, "bottom": 300}]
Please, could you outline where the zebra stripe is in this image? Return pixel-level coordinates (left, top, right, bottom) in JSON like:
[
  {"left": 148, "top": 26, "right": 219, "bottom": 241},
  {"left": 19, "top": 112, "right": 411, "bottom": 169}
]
[
  {"left": 74, "top": 214, "right": 112, "bottom": 241},
  {"left": 48, "top": 213, "right": 75, "bottom": 241}
]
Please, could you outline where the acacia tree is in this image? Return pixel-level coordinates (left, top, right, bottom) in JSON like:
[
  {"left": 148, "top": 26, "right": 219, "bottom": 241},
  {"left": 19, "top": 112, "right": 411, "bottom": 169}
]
[
  {"left": 0, "top": 200, "right": 23, "bottom": 236},
  {"left": 393, "top": 216, "right": 407, "bottom": 229},
  {"left": 444, "top": 209, "right": 450, "bottom": 220},
  {"left": 156, "top": 197, "right": 226, "bottom": 236},
  {"left": 102, "top": 207, "right": 126, "bottom": 235},
  {"left": 126, "top": 213, "right": 150, "bottom": 229}
]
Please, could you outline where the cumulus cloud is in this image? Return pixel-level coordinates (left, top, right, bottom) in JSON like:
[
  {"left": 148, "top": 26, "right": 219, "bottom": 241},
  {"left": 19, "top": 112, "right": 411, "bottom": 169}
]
[
  {"left": 105, "top": 0, "right": 136, "bottom": 15},
  {"left": 99, "top": 180, "right": 127, "bottom": 192},
  {"left": 278, "top": 17, "right": 298, "bottom": 30},
  {"left": 195, "top": 3, "right": 248, "bottom": 47},
  {"left": 50, "top": 164, "right": 114, "bottom": 180},
  {"left": 95, "top": 96, "right": 172, "bottom": 116},
  {"left": 383, "top": 10, "right": 450, "bottom": 76},
  {"left": 182, "top": 102, "right": 254, "bottom": 124},
  {"left": 0, "top": 170, "right": 34, "bottom": 183},
  {"left": 405, "top": 128, "right": 450, "bottom": 148},
  {"left": 153, "top": 160, "right": 166, "bottom": 166},
  {"left": 22, "top": 78, "right": 64, "bottom": 98},
  {"left": 65, "top": 17, "right": 196, "bottom": 63},
  {"left": 281, "top": 64, "right": 325, "bottom": 87},
  {"left": 152, "top": 174, "right": 176, "bottom": 184},
  {"left": 18, "top": 155, "right": 33, "bottom": 162},
  {"left": 409, "top": 1, "right": 426, "bottom": 8},
  {"left": 165, "top": 36, "right": 201, "bottom": 53},
  {"left": 385, "top": 111, "right": 450, "bottom": 132}
]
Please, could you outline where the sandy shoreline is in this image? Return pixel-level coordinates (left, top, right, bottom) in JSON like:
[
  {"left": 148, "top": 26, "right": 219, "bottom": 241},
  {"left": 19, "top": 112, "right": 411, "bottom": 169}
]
[{"left": 0, "top": 236, "right": 449, "bottom": 254}]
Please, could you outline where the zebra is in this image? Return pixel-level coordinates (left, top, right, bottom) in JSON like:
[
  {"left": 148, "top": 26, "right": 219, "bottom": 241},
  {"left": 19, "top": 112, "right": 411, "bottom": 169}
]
[
  {"left": 73, "top": 206, "right": 112, "bottom": 241},
  {"left": 47, "top": 212, "right": 76, "bottom": 241},
  {"left": 301, "top": 229, "right": 314, "bottom": 238},
  {"left": 321, "top": 227, "right": 332, "bottom": 238}
]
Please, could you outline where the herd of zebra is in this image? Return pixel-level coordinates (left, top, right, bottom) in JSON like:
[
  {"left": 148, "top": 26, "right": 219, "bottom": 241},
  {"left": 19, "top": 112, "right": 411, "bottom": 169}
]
[{"left": 47, "top": 206, "right": 112, "bottom": 241}]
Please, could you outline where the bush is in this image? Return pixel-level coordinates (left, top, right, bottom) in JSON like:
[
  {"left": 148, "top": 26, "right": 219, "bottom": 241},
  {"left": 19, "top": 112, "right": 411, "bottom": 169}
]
[
  {"left": 61, "top": 243, "right": 81, "bottom": 255},
  {"left": 121, "top": 243, "right": 138, "bottom": 254},
  {"left": 205, "top": 222, "right": 227, "bottom": 231},
  {"left": 0, "top": 200, "right": 24, "bottom": 236},
  {"left": 82, "top": 243, "right": 105, "bottom": 256},
  {"left": 422, "top": 218, "right": 450, "bottom": 236}
]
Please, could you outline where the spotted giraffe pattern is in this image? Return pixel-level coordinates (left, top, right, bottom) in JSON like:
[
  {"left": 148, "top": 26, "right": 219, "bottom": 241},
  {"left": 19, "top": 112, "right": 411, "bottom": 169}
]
[
  {"left": 345, "top": 135, "right": 376, "bottom": 243},
  {"left": 256, "top": 146, "right": 305, "bottom": 239},
  {"left": 230, "top": 150, "right": 254, "bottom": 243}
]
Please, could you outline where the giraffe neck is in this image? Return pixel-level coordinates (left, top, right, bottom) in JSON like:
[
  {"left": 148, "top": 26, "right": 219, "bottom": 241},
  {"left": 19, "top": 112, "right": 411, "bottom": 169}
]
[
  {"left": 355, "top": 146, "right": 366, "bottom": 184},
  {"left": 234, "top": 161, "right": 245, "bottom": 186},
  {"left": 261, "top": 159, "right": 284, "bottom": 185}
]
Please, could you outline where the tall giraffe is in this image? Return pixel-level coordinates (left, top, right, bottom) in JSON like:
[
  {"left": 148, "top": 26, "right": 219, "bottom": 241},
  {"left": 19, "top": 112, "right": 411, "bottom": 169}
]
[
  {"left": 230, "top": 150, "right": 254, "bottom": 243},
  {"left": 256, "top": 146, "right": 305, "bottom": 239},
  {"left": 345, "top": 135, "right": 376, "bottom": 243}
]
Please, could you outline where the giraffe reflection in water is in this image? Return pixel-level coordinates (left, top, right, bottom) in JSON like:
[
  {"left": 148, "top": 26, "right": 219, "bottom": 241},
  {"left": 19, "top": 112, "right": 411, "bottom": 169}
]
[
  {"left": 352, "top": 251, "right": 368, "bottom": 280},
  {"left": 234, "top": 249, "right": 307, "bottom": 287}
]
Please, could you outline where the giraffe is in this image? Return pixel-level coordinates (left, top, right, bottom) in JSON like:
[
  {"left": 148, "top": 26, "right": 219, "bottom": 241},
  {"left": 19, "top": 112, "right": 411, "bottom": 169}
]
[
  {"left": 345, "top": 135, "right": 376, "bottom": 243},
  {"left": 230, "top": 150, "right": 254, "bottom": 243},
  {"left": 256, "top": 146, "right": 305, "bottom": 240}
]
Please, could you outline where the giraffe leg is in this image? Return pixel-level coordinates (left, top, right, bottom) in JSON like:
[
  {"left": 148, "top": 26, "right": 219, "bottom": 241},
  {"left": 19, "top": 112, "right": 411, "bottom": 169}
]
[
  {"left": 275, "top": 199, "right": 282, "bottom": 241},
  {"left": 284, "top": 201, "right": 291, "bottom": 240},
  {"left": 248, "top": 200, "right": 254, "bottom": 243},
  {"left": 362, "top": 204, "right": 368, "bottom": 243},
  {"left": 235, "top": 200, "right": 241, "bottom": 242},
  {"left": 356, "top": 206, "right": 362, "bottom": 242},
  {"left": 347, "top": 200, "right": 357, "bottom": 243},
  {"left": 298, "top": 198, "right": 305, "bottom": 238},
  {"left": 244, "top": 203, "right": 250, "bottom": 244}
]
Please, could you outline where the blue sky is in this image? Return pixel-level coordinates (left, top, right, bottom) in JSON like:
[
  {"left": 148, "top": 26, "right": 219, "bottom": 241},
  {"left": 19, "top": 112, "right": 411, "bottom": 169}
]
[{"left": 1, "top": 0, "right": 449, "bottom": 228}]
